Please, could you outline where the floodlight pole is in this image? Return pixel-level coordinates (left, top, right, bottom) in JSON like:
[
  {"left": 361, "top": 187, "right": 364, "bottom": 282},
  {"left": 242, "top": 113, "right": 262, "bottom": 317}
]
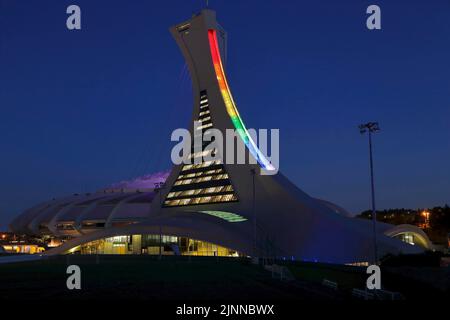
[
  {"left": 368, "top": 130, "right": 378, "bottom": 265},
  {"left": 156, "top": 182, "right": 165, "bottom": 259},
  {"left": 359, "top": 122, "right": 380, "bottom": 265},
  {"left": 251, "top": 168, "right": 257, "bottom": 259}
]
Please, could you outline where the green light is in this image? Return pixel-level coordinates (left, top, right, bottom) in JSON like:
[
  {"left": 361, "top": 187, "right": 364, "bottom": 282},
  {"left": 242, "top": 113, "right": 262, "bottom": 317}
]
[{"left": 199, "top": 210, "right": 247, "bottom": 222}]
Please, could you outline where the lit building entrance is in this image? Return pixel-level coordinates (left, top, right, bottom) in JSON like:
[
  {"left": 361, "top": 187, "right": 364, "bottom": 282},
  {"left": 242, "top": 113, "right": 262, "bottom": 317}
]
[{"left": 69, "top": 234, "right": 241, "bottom": 257}]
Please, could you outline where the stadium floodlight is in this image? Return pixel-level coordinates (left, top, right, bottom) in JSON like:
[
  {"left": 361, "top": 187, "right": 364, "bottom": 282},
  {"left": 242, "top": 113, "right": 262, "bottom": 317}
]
[
  {"left": 359, "top": 122, "right": 380, "bottom": 265},
  {"left": 359, "top": 122, "right": 380, "bottom": 134}
]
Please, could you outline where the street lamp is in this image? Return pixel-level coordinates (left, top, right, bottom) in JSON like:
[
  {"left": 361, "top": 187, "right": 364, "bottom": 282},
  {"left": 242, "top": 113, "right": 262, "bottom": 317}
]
[
  {"left": 422, "top": 210, "right": 430, "bottom": 229},
  {"left": 359, "top": 122, "right": 380, "bottom": 265}
]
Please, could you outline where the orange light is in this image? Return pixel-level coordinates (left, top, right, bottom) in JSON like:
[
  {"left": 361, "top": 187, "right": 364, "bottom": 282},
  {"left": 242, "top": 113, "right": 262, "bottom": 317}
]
[{"left": 207, "top": 29, "right": 275, "bottom": 172}]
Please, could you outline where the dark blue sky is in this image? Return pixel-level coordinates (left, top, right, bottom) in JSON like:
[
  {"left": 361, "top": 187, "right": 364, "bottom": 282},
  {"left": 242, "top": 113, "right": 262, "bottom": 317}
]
[{"left": 1, "top": 0, "right": 449, "bottom": 230}]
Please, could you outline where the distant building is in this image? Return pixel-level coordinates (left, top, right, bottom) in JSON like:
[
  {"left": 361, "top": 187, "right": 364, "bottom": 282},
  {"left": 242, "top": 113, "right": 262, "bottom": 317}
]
[{"left": 0, "top": 232, "right": 45, "bottom": 254}]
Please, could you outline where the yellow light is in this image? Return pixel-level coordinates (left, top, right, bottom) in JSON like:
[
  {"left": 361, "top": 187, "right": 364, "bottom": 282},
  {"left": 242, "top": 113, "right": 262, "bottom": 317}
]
[{"left": 67, "top": 246, "right": 80, "bottom": 254}]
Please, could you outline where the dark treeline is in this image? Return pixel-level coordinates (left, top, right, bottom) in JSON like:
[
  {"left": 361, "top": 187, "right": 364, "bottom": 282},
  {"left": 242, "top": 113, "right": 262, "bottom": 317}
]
[{"left": 356, "top": 205, "right": 450, "bottom": 245}]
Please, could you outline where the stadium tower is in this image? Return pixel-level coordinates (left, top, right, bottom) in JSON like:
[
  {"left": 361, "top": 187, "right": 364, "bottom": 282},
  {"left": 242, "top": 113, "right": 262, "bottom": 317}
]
[{"left": 11, "top": 10, "right": 432, "bottom": 263}]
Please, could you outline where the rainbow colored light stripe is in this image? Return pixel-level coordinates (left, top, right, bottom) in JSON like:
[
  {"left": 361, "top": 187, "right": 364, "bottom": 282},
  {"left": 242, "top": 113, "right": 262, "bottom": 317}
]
[{"left": 207, "top": 29, "right": 275, "bottom": 171}]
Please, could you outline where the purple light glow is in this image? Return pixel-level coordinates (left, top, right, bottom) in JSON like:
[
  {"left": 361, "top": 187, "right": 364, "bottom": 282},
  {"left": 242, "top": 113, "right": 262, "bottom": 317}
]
[{"left": 107, "top": 171, "right": 170, "bottom": 190}]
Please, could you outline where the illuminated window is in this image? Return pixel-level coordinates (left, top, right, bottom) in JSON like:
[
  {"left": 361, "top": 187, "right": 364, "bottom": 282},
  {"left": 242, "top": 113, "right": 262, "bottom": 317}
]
[
  {"left": 196, "top": 122, "right": 213, "bottom": 130},
  {"left": 199, "top": 116, "right": 211, "bottom": 122},
  {"left": 69, "top": 233, "right": 241, "bottom": 257},
  {"left": 163, "top": 90, "right": 238, "bottom": 207},
  {"left": 81, "top": 221, "right": 105, "bottom": 229},
  {"left": 177, "top": 23, "right": 190, "bottom": 32},
  {"left": 56, "top": 223, "right": 75, "bottom": 230},
  {"left": 164, "top": 193, "right": 238, "bottom": 207},
  {"left": 181, "top": 160, "right": 221, "bottom": 172},
  {"left": 189, "top": 149, "right": 216, "bottom": 160},
  {"left": 199, "top": 210, "right": 247, "bottom": 222},
  {"left": 397, "top": 233, "right": 415, "bottom": 245},
  {"left": 173, "top": 173, "right": 229, "bottom": 186},
  {"left": 178, "top": 168, "right": 224, "bottom": 179}
]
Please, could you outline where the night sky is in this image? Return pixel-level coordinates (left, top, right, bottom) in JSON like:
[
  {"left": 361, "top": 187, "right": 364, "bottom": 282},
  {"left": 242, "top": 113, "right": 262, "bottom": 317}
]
[{"left": 1, "top": 0, "right": 449, "bottom": 230}]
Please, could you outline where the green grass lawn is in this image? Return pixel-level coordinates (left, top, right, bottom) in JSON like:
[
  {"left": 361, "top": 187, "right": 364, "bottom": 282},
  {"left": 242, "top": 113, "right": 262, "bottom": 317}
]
[
  {"left": 284, "top": 262, "right": 366, "bottom": 290},
  {"left": 283, "top": 261, "right": 449, "bottom": 301},
  {"left": 1, "top": 255, "right": 447, "bottom": 302},
  {"left": 0, "top": 255, "right": 328, "bottom": 301}
]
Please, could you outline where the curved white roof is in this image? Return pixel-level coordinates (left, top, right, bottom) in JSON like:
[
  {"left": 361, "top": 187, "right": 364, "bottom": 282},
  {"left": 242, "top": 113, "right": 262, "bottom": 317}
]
[{"left": 10, "top": 190, "right": 157, "bottom": 237}]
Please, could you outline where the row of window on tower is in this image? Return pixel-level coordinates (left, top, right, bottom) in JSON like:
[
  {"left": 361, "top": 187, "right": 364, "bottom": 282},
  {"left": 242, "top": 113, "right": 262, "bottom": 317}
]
[{"left": 163, "top": 90, "right": 238, "bottom": 207}]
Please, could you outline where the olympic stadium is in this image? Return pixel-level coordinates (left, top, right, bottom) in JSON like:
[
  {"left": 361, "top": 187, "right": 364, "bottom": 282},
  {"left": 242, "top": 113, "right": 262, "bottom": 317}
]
[{"left": 8, "top": 9, "right": 433, "bottom": 264}]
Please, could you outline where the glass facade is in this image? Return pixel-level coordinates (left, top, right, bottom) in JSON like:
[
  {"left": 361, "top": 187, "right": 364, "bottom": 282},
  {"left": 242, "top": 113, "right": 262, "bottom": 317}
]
[
  {"left": 198, "top": 210, "right": 247, "bottom": 222},
  {"left": 2, "top": 244, "right": 45, "bottom": 254},
  {"left": 163, "top": 90, "right": 238, "bottom": 207},
  {"left": 70, "top": 234, "right": 241, "bottom": 257},
  {"left": 395, "top": 232, "right": 415, "bottom": 245}
]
